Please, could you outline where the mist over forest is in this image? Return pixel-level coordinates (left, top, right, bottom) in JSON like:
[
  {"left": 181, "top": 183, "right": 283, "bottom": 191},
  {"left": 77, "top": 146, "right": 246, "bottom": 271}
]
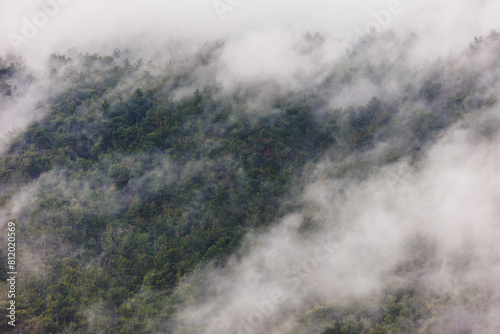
[{"left": 1, "top": 1, "right": 500, "bottom": 333}]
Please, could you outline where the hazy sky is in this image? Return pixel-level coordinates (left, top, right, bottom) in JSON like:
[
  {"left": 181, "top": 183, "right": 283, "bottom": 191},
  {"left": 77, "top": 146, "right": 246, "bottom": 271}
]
[{"left": 1, "top": 0, "right": 500, "bottom": 63}]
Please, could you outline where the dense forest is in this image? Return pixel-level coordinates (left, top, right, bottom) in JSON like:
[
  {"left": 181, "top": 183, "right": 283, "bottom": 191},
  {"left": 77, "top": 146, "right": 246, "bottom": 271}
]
[{"left": 0, "top": 30, "right": 500, "bottom": 333}]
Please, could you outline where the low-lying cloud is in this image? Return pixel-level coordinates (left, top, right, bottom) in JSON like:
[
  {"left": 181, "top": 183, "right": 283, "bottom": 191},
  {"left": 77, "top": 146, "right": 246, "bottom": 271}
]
[
  {"left": 170, "top": 105, "right": 500, "bottom": 333},
  {"left": 1, "top": 1, "right": 500, "bottom": 333}
]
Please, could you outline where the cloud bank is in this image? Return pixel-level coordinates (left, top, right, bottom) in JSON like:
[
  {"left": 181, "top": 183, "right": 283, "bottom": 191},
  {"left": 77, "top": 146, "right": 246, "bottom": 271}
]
[
  {"left": 170, "top": 105, "right": 500, "bottom": 333},
  {"left": 1, "top": 1, "right": 500, "bottom": 333}
]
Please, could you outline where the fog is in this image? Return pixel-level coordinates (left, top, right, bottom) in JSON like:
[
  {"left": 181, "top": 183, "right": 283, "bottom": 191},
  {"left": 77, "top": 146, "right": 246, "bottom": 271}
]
[
  {"left": 169, "top": 105, "right": 500, "bottom": 333},
  {"left": 1, "top": 1, "right": 500, "bottom": 333},
  {"left": 1, "top": 0, "right": 499, "bottom": 140},
  {"left": 2, "top": 0, "right": 500, "bottom": 63}
]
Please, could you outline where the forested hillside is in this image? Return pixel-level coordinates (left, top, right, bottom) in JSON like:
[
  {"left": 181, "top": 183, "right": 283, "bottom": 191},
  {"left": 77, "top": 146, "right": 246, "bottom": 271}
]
[{"left": 0, "top": 30, "right": 500, "bottom": 333}]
